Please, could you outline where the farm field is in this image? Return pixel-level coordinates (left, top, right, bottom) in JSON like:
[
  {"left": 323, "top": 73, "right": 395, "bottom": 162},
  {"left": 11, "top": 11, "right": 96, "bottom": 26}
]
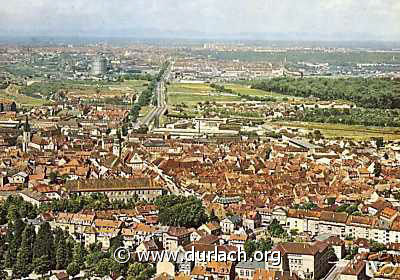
[
  {"left": 167, "top": 82, "right": 212, "bottom": 94},
  {"left": 20, "top": 79, "right": 147, "bottom": 99},
  {"left": 275, "top": 121, "right": 400, "bottom": 141},
  {"left": 167, "top": 82, "right": 241, "bottom": 107},
  {"left": 168, "top": 93, "right": 241, "bottom": 107},
  {"left": 0, "top": 87, "right": 48, "bottom": 107},
  {"left": 120, "top": 80, "right": 149, "bottom": 91},
  {"left": 67, "top": 80, "right": 148, "bottom": 97},
  {"left": 223, "top": 83, "right": 301, "bottom": 100}
]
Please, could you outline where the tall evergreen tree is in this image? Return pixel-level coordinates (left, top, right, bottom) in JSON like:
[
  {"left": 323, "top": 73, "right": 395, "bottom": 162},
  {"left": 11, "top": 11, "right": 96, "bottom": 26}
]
[
  {"left": 14, "top": 225, "right": 35, "bottom": 277},
  {"left": 53, "top": 227, "right": 64, "bottom": 247},
  {"left": 4, "top": 215, "right": 25, "bottom": 269},
  {"left": 72, "top": 242, "right": 87, "bottom": 267},
  {"left": 33, "top": 222, "right": 55, "bottom": 268},
  {"left": 0, "top": 258, "right": 8, "bottom": 280},
  {"left": 66, "top": 236, "right": 75, "bottom": 265},
  {"left": 56, "top": 237, "right": 68, "bottom": 270},
  {"left": 67, "top": 262, "right": 80, "bottom": 279},
  {"left": 33, "top": 255, "right": 50, "bottom": 278},
  {"left": 4, "top": 234, "right": 17, "bottom": 269}
]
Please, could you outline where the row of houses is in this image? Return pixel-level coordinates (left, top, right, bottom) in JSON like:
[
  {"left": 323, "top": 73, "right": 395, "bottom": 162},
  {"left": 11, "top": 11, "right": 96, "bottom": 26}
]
[{"left": 287, "top": 206, "right": 400, "bottom": 244}]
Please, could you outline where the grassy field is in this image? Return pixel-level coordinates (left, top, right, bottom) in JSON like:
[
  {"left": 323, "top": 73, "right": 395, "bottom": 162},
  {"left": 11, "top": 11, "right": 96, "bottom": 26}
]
[
  {"left": 0, "top": 88, "right": 48, "bottom": 107},
  {"left": 0, "top": 79, "right": 148, "bottom": 107},
  {"left": 68, "top": 80, "right": 148, "bottom": 97},
  {"left": 275, "top": 121, "right": 400, "bottom": 140},
  {"left": 168, "top": 82, "right": 300, "bottom": 102},
  {"left": 224, "top": 83, "right": 300, "bottom": 100},
  {"left": 120, "top": 80, "right": 149, "bottom": 91},
  {"left": 167, "top": 83, "right": 212, "bottom": 94},
  {"left": 168, "top": 92, "right": 241, "bottom": 107},
  {"left": 167, "top": 83, "right": 241, "bottom": 107}
]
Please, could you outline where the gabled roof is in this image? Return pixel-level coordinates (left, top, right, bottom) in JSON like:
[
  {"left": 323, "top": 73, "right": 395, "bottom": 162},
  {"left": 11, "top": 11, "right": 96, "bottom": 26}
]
[
  {"left": 320, "top": 211, "right": 348, "bottom": 224},
  {"left": 274, "top": 241, "right": 329, "bottom": 256},
  {"left": 166, "top": 227, "right": 192, "bottom": 237}
]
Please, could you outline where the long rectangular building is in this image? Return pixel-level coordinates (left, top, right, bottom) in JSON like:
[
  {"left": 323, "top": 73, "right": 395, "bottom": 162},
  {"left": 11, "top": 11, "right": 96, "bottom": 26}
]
[{"left": 66, "top": 178, "right": 168, "bottom": 202}]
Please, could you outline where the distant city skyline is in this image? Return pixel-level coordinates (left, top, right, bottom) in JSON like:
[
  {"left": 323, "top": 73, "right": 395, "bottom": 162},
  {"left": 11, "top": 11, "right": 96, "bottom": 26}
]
[{"left": 0, "top": 0, "right": 399, "bottom": 41}]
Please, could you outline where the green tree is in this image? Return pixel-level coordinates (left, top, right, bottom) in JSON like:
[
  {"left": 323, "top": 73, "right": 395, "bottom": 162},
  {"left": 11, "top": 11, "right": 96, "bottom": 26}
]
[
  {"left": 94, "top": 258, "right": 122, "bottom": 277},
  {"left": 290, "top": 229, "right": 299, "bottom": 236},
  {"left": 14, "top": 246, "right": 32, "bottom": 278},
  {"left": 375, "top": 137, "right": 384, "bottom": 148},
  {"left": 370, "top": 241, "right": 386, "bottom": 252},
  {"left": 0, "top": 258, "right": 8, "bottom": 279},
  {"left": 244, "top": 238, "right": 273, "bottom": 257},
  {"left": 109, "top": 235, "right": 124, "bottom": 256},
  {"left": 127, "top": 263, "right": 155, "bottom": 280},
  {"left": 4, "top": 214, "right": 25, "bottom": 269},
  {"left": 85, "top": 242, "right": 105, "bottom": 273},
  {"left": 14, "top": 225, "right": 35, "bottom": 277},
  {"left": 345, "top": 204, "right": 359, "bottom": 215},
  {"left": 33, "top": 222, "right": 54, "bottom": 268},
  {"left": 209, "top": 209, "right": 219, "bottom": 223},
  {"left": 327, "top": 197, "right": 336, "bottom": 205},
  {"left": 155, "top": 195, "right": 209, "bottom": 228},
  {"left": 64, "top": 235, "right": 75, "bottom": 265},
  {"left": 0, "top": 269, "right": 7, "bottom": 280},
  {"left": 33, "top": 255, "right": 50, "bottom": 278},
  {"left": 67, "top": 262, "right": 80, "bottom": 279},
  {"left": 258, "top": 238, "right": 273, "bottom": 251},
  {"left": 48, "top": 172, "right": 58, "bottom": 183},
  {"left": 56, "top": 238, "right": 68, "bottom": 270},
  {"left": 336, "top": 204, "right": 350, "bottom": 213},
  {"left": 243, "top": 240, "right": 257, "bottom": 257},
  {"left": 72, "top": 243, "right": 87, "bottom": 267},
  {"left": 268, "top": 219, "right": 285, "bottom": 237},
  {"left": 374, "top": 162, "right": 382, "bottom": 177}
]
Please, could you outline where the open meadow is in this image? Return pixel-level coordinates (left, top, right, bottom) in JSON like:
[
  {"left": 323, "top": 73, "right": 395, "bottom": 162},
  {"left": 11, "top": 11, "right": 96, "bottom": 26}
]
[
  {"left": 274, "top": 121, "right": 400, "bottom": 141},
  {"left": 167, "top": 83, "right": 241, "bottom": 107}
]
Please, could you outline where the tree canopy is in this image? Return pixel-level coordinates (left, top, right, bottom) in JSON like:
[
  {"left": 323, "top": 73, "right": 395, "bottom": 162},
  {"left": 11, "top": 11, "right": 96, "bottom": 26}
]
[
  {"left": 154, "top": 195, "right": 209, "bottom": 228},
  {"left": 252, "top": 77, "right": 400, "bottom": 109}
]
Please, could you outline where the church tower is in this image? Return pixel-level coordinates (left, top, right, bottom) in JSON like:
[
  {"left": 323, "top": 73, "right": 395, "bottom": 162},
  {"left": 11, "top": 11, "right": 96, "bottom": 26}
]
[
  {"left": 22, "top": 116, "right": 31, "bottom": 153},
  {"left": 112, "top": 129, "right": 122, "bottom": 157}
]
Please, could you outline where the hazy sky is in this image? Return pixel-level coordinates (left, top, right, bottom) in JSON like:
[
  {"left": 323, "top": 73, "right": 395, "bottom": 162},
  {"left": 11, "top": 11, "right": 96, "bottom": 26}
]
[{"left": 0, "top": 0, "right": 399, "bottom": 40}]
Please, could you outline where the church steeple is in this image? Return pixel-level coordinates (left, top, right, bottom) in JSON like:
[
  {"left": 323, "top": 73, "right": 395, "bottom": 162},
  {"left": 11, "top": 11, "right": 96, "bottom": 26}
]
[
  {"left": 113, "top": 129, "right": 122, "bottom": 158},
  {"left": 23, "top": 115, "right": 30, "bottom": 132},
  {"left": 22, "top": 115, "right": 31, "bottom": 153}
]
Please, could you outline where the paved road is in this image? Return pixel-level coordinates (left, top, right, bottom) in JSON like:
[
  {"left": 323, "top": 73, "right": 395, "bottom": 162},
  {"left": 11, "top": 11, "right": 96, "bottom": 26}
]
[{"left": 136, "top": 63, "right": 171, "bottom": 128}]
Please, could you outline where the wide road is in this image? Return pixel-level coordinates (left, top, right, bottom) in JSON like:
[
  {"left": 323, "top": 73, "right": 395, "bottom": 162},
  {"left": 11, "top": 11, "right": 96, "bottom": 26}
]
[{"left": 137, "top": 63, "right": 171, "bottom": 128}]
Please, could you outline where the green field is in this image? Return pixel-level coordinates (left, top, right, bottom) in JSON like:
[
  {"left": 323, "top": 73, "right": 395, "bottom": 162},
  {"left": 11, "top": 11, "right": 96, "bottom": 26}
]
[
  {"left": 20, "top": 79, "right": 148, "bottom": 100},
  {"left": 0, "top": 88, "right": 48, "bottom": 107},
  {"left": 167, "top": 83, "right": 212, "bottom": 94},
  {"left": 168, "top": 92, "right": 241, "bottom": 107},
  {"left": 167, "top": 82, "right": 305, "bottom": 109},
  {"left": 167, "top": 83, "right": 241, "bottom": 107},
  {"left": 120, "top": 80, "right": 149, "bottom": 91},
  {"left": 68, "top": 79, "right": 148, "bottom": 97},
  {"left": 224, "top": 83, "right": 301, "bottom": 100},
  {"left": 275, "top": 121, "right": 400, "bottom": 140}
]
